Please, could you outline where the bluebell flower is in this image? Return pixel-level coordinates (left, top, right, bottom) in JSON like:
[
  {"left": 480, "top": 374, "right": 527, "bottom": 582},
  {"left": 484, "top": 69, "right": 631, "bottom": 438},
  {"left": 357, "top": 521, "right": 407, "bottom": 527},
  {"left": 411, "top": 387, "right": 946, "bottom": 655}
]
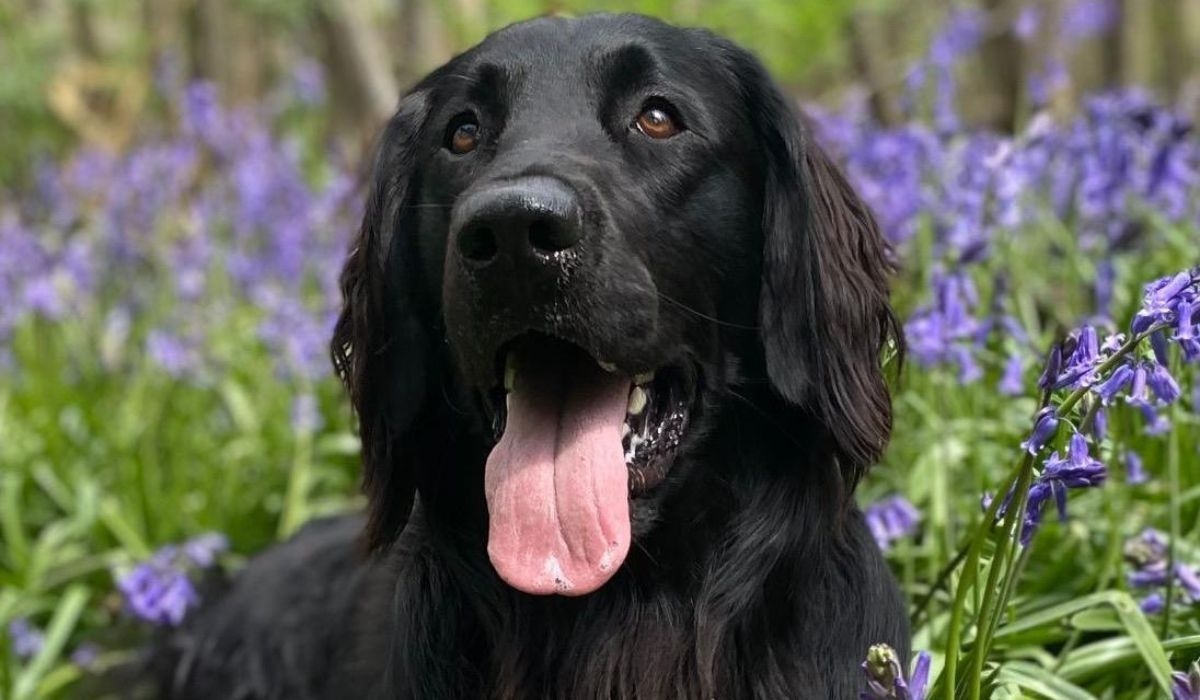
[
  {"left": 1037, "top": 345, "right": 1063, "bottom": 391},
  {"left": 928, "top": 8, "right": 986, "bottom": 67},
  {"left": 118, "top": 553, "right": 200, "bottom": 627},
  {"left": 1063, "top": 0, "right": 1118, "bottom": 41},
  {"left": 1021, "top": 407, "right": 1060, "bottom": 456},
  {"left": 1175, "top": 662, "right": 1200, "bottom": 700},
  {"left": 1012, "top": 5, "right": 1040, "bottom": 41},
  {"left": 1133, "top": 269, "right": 1198, "bottom": 335},
  {"left": 1021, "top": 433, "right": 1107, "bottom": 544},
  {"left": 1125, "top": 450, "right": 1148, "bottom": 485},
  {"left": 861, "top": 644, "right": 930, "bottom": 700},
  {"left": 70, "top": 643, "right": 100, "bottom": 670},
  {"left": 1176, "top": 564, "right": 1200, "bottom": 600},
  {"left": 8, "top": 618, "right": 44, "bottom": 660},
  {"left": 1094, "top": 363, "right": 1133, "bottom": 403},
  {"left": 1090, "top": 405, "right": 1108, "bottom": 441},
  {"left": 1147, "top": 362, "right": 1182, "bottom": 403},
  {"left": 291, "top": 59, "right": 326, "bottom": 106},
  {"left": 182, "top": 533, "right": 229, "bottom": 568},
  {"left": 998, "top": 353, "right": 1025, "bottom": 396},
  {"left": 1141, "top": 592, "right": 1166, "bottom": 614},
  {"left": 1136, "top": 401, "right": 1172, "bottom": 436},
  {"left": 1125, "top": 529, "right": 1200, "bottom": 614},
  {"left": 146, "top": 330, "right": 201, "bottom": 379},
  {"left": 864, "top": 496, "right": 921, "bottom": 552}
]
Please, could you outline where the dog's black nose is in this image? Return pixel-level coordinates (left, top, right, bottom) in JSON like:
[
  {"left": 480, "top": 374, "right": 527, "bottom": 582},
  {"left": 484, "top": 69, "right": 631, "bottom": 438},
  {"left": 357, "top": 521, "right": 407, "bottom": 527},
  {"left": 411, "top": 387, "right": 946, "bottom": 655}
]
[{"left": 453, "top": 177, "right": 583, "bottom": 266}]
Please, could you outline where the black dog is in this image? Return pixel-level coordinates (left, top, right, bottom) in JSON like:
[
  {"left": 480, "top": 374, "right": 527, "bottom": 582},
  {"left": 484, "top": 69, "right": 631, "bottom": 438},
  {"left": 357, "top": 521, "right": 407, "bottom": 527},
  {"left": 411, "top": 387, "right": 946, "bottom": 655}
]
[{"left": 146, "top": 13, "right": 909, "bottom": 699}]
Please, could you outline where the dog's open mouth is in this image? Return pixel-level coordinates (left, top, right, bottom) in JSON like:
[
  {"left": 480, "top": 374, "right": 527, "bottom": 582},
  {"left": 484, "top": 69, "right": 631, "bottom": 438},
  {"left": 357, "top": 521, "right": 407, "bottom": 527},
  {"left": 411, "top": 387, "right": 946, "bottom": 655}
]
[
  {"left": 480, "top": 333, "right": 693, "bottom": 596},
  {"left": 487, "top": 336, "right": 692, "bottom": 496}
]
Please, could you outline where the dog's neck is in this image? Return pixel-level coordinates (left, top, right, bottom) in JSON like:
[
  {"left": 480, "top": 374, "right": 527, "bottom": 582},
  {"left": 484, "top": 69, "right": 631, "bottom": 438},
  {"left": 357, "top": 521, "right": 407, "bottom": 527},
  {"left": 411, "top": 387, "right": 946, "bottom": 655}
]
[{"left": 385, "top": 390, "right": 865, "bottom": 698}]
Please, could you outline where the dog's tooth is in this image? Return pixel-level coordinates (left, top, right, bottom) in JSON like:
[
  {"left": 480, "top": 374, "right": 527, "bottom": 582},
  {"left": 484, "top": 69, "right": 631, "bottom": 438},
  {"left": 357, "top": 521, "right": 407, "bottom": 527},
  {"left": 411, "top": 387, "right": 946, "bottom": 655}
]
[
  {"left": 504, "top": 353, "right": 516, "bottom": 391},
  {"left": 633, "top": 371, "right": 654, "bottom": 385},
  {"left": 622, "top": 422, "right": 631, "bottom": 439},
  {"left": 598, "top": 360, "right": 618, "bottom": 373},
  {"left": 627, "top": 386, "right": 647, "bottom": 415}
]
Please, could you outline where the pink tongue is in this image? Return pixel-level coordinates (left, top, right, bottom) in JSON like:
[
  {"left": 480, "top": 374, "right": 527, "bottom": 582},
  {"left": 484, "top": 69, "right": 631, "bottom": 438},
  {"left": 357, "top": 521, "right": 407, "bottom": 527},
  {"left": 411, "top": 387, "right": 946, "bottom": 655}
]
[{"left": 484, "top": 348, "right": 631, "bottom": 596}]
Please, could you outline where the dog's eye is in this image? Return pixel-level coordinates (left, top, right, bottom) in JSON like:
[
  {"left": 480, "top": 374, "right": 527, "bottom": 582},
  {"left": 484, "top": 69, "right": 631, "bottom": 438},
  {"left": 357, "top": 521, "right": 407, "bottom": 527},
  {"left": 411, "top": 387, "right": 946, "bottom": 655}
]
[
  {"left": 634, "top": 103, "right": 683, "bottom": 140},
  {"left": 446, "top": 116, "right": 481, "bottom": 154}
]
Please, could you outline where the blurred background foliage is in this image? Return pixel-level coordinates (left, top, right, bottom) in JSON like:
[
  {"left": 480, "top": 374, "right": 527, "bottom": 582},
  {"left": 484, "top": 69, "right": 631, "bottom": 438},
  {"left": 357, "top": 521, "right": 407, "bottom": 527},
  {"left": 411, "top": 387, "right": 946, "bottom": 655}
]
[{"left": 4, "top": 0, "right": 1199, "bottom": 186}]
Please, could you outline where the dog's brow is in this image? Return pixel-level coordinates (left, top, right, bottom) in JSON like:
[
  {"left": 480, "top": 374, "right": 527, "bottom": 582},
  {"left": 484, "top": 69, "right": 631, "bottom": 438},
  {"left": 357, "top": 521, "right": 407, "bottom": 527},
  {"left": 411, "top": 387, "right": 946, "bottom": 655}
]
[
  {"left": 464, "top": 63, "right": 509, "bottom": 113},
  {"left": 592, "top": 44, "right": 657, "bottom": 102}
]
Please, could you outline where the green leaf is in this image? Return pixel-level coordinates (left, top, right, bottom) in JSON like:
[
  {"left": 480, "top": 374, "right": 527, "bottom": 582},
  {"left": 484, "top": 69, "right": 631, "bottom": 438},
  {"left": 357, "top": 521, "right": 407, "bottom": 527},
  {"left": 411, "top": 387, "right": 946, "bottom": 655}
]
[
  {"left": 995, "top": 661, "right": 1097, "bottom": 700},
  {"left": 11, "top": 585, "right": 88, "bottom": 700},
  {"left": 991, "top": 591, "right": 1172, "bottom": 694}
]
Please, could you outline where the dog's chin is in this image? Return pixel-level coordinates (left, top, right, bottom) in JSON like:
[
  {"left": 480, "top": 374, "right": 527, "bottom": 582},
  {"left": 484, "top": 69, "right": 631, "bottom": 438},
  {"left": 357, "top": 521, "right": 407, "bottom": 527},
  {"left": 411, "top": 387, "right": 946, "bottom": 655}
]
[{"left": 471, "top": 331, "right": 698, "bottom": 595}]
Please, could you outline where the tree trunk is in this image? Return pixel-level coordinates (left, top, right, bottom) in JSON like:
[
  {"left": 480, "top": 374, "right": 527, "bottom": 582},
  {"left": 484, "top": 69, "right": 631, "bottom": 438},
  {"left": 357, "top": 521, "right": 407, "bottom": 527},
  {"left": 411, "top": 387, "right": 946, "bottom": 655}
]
[
  {"left": 976, "top": 0, "right": 1023, "bottom": 130},
  {"left": 846, "top": 9, "right": 901, "bottom": 125}
]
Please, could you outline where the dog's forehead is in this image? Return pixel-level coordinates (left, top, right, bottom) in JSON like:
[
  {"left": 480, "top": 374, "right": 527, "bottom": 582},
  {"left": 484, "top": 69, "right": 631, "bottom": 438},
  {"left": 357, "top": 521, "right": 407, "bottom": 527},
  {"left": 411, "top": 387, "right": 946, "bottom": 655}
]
[{"left": 459, "top": 14, "right": 727, "bottom": 102}]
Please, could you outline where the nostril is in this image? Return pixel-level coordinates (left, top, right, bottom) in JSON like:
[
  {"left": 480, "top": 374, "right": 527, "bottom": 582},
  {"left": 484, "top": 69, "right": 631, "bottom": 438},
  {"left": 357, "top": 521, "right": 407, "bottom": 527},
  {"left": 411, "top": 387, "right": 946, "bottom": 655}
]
[
  {"left": 528, "top": 218, "right": 580, "bottom": 254},
  {"left": 459, "top": 226, "right": 498, "bottom": 263}
]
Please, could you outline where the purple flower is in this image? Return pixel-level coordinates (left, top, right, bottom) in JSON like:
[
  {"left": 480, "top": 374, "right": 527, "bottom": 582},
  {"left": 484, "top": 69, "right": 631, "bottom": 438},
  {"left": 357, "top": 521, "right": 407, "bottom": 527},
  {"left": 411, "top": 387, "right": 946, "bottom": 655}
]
[
  {"left": 1063, "top": 0, "right": 1119, "bottom": 41},
  {"left": 1021, "top": 432, "right": 1107, "bottom": 545},
  {"left": 998, "top": 353, "right": 1025, "bottom": 395},
  {"left": 182, "top": 532, "right": 229, "bottom": 568},
  {"left": 1142, "top": 592, "right": 1166, "bottom": 614},
  {"left": 1021, "top": 407, "right": 1060, "bottom": 456},
  {"left": 1136, "top": 401, "right": 1173, "bottom": 436},
  {"left": 1132, "top": 269, "right": 1199, "bottom": 336},
  {"left": 1147, "top": 362, "right": 1182, "bottom": 403},
  {"left": 861, "top": 645, "right": 930, "bottom": 700},
  {"left": 291, "top": 60, "right": 326, "bottom": 106},
  {"left": 1125, "top": 450, "right": 1148, "bottom": 485},
  {"left": 70, "top": 643, "right": 100, "bottom": 670},
  {"left": 8, "top": 618, "right": 44, "bottom": 660},
  {"left": 1013, "top": 6, "right": 1040, "bottom": 41},
  {"left": 117, "top": 553, "right": 200, "bottom": 626},
  {"left": 1177, "top": 564, "right": 1200, "bottom": 600},
  {"left": 929, "top": 9, "right": 986, "bottom": 67},
  {"left": 146, "top": 330, "right": 201, "bottom": 379},
  {"left": 1053, "top": 326, "right": 1103, "bottom": 390},
  {"left": 1125, "top": 530, "right": 1200, "bottom": 614},
  {"left": 1095, "top": 363, "right": 1134, "bottom": 404},
  {"left": 864, "top": 496, "right": 921, "bottom": 552},
  {"left": 1038, "top": 345, "right": 1064, "bottom": 391},
  {"left": 1174, "top": 662, "right": 1200, "bottom": 700}
]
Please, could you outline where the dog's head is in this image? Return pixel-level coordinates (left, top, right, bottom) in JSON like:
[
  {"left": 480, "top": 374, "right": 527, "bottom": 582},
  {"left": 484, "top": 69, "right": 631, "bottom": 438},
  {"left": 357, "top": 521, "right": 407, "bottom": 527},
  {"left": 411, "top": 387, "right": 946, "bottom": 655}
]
[{"left": 332, "top": 14, "right": 900, "bottom": 596}]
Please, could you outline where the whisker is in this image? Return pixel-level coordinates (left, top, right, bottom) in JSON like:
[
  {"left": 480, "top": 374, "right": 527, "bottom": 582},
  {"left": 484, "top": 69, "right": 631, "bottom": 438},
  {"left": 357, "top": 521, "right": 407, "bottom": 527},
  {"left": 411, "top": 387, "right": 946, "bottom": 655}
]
[
  {"left": 727, "top": 388, "right": 807, "bottom": 451},
  {"left": 655, "top": 292, "right": 759, "bottom": 330}
]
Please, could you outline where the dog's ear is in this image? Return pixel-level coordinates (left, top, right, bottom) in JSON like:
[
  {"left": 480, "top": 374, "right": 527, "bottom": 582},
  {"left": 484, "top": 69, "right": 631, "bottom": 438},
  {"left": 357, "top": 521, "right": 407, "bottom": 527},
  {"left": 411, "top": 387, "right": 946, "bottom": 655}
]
[
  {"left": 332, "top": 91, "right": 432, "bottom": 549},
  {"left": 736, "top": 54, "right": 903, "bottom": 488}
]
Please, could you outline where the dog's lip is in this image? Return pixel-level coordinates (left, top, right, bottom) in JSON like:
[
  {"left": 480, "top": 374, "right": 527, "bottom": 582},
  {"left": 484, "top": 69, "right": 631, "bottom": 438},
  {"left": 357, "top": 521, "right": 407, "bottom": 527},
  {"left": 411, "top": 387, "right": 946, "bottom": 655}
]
[{"left": 485, "top": 331, "right": 659, "bottom": 394}]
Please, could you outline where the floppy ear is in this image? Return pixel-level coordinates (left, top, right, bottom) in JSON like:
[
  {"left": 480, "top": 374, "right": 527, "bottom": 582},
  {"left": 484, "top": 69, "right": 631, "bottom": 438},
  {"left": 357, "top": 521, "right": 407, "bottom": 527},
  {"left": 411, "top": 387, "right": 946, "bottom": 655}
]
[
  {"left": 738, "top": 56, "right": 903, "bottom": 489},
  {"left": 332, "top": 92, "right": 433, "bottom": 549}
]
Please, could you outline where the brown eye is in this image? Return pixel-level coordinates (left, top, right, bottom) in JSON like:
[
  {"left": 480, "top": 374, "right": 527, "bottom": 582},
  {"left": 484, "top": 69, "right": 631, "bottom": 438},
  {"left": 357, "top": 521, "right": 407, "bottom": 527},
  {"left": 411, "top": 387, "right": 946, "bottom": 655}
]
[
  {"left": 635, "top": 106, "right": 682, "bottom": 140},
  {"left": 448, "top": 120, "right": 480, "bottom": 154}
]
